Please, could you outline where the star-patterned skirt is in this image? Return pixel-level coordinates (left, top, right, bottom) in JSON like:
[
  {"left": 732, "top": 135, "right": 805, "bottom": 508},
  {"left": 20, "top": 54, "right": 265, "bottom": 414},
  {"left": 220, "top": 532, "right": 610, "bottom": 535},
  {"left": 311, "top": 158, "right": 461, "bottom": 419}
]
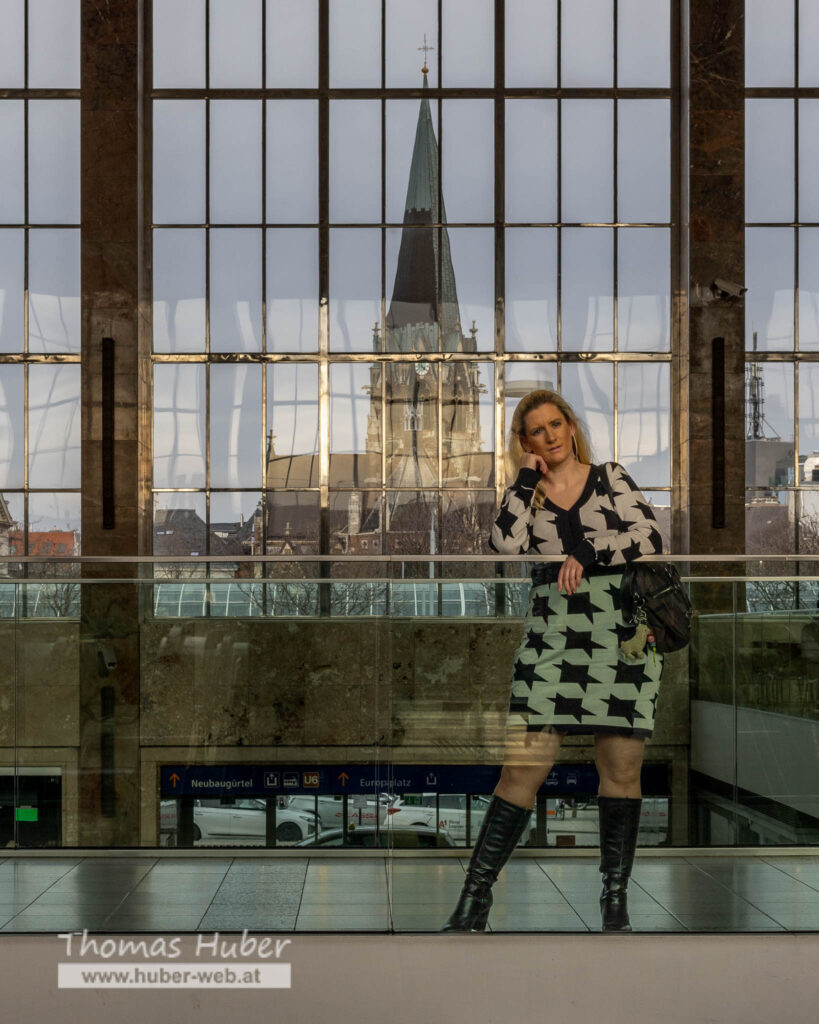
[{"left": 506, "top": 570, "right": 663, "bottom": 738}]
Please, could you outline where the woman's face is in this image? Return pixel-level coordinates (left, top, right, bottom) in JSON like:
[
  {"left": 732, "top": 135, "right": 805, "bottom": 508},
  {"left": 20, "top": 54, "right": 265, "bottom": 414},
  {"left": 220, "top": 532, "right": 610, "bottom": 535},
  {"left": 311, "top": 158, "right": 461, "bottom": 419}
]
[{"left": 521, "top": 402, "right": 575, "bottom": 466}]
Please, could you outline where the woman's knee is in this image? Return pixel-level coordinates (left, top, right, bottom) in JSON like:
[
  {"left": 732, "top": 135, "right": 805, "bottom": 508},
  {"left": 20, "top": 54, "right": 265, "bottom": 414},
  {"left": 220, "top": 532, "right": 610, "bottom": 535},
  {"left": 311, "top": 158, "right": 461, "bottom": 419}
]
[
  {"left": 499, "top": 762, "right": 551, "bottom": 791},
  {"left": 595, "top": 755, "right": 642, "bottom": 788}
]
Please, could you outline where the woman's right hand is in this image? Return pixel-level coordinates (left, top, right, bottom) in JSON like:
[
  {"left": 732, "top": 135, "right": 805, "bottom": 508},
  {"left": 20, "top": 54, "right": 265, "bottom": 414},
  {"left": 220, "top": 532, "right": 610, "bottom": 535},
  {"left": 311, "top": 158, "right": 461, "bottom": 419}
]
[{"left": 520, "top": 452, "right": 549, "bottom": 476}]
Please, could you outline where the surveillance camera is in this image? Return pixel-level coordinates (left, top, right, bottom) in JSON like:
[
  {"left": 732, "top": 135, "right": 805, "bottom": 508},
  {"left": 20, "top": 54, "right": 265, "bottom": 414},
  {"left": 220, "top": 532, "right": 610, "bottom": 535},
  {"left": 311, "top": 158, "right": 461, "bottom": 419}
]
[
  {"left": 97, "top": 642, "right": 117, "bottom": 672},
  {"left": 711, "top": 278, "right": 747, "bottom": 299}
]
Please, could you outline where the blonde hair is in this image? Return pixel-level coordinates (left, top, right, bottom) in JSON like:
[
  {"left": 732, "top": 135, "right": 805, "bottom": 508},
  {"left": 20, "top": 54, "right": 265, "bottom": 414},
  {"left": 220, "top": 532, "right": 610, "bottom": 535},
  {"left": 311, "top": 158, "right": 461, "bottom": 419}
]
[{"left": 506, "top": 390, "right": 594, "bottom": 508}]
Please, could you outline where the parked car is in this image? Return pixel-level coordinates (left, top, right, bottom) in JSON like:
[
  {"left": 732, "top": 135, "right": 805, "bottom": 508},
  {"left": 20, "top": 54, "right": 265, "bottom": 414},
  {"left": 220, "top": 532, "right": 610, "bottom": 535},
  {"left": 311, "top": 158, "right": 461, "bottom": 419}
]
[
  {"left": 282, "top": 793, "right": 393, "bottom": 829},
  {"left": 160, "top": 797, "right": 319, "bottom": 846},
  {"left": 294, "top": 825, "right": 456, "bottom": 849}
]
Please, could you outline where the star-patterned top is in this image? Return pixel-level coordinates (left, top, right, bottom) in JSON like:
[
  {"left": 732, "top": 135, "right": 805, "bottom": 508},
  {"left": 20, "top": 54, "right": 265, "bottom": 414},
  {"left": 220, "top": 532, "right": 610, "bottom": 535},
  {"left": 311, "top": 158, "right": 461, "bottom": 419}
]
[{"left": 488, "top": 462, "right": 663, "bottom": 569}]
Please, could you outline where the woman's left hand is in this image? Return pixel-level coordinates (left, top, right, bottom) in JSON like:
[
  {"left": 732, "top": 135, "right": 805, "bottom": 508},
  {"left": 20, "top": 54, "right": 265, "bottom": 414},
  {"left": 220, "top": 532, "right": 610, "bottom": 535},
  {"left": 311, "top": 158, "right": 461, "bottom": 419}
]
[{"left": 557, "top": 555, "right": 584, "bottom": 596}]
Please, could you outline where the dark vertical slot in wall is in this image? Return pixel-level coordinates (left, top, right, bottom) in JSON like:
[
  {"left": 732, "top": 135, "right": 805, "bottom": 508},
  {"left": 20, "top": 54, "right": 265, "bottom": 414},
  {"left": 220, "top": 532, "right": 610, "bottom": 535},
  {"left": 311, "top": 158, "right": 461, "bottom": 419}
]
[
  {"left": 712, "top": 337, "right": 726, "bottom": 529},
  {"left": 101, "top": 337, "right": 115, "bottom": 529},
  {"left": 100, "top": 685, "right": 115, "bottom": 816}
]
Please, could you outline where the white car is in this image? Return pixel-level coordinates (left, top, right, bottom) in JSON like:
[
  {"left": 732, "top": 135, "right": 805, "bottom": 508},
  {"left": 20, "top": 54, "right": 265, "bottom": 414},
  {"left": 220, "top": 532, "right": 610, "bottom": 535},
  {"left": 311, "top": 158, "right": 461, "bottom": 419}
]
[
  {"left": 283, "top": 793, "right": 392, "bottom": 829},
  {"left": 160, "top": 797, "right": 319, "bottom": 846},
  {"left": 386, "top": 794, "right": 534, "bottom": 846}
]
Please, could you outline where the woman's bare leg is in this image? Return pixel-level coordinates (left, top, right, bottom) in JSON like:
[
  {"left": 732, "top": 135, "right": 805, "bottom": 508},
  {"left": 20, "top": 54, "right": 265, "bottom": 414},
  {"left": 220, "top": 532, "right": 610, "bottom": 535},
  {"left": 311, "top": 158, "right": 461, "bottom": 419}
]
[
  {"left": 495, "top": 727, "right": 565, "bottom": 808},
  {"left": 594, "top": 734, "right": 644, "bottom": 797}
]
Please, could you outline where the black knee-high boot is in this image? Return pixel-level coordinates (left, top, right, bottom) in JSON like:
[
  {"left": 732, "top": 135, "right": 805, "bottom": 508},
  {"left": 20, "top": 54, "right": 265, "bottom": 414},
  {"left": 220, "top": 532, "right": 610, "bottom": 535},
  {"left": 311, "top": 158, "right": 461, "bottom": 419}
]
[
  {"left": 598, "top": 796, "right": 642, "bottom": 932},
  {"left": 442, "top": 795, "right": 532, "bottom": 932}
]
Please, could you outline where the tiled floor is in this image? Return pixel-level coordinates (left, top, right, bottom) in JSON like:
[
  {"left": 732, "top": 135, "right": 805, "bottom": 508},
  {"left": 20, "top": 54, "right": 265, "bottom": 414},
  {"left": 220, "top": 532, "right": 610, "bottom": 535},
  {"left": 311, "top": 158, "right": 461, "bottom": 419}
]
[{"left": 1, "top": 854, "right": 818, "bottom": 933}]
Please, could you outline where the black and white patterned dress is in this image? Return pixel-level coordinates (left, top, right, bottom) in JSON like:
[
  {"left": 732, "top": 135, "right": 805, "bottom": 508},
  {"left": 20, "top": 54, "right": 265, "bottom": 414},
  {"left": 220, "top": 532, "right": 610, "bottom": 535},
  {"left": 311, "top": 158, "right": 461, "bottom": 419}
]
[{"left": 489, "top": 462, "right": 665, "bottom": 738}]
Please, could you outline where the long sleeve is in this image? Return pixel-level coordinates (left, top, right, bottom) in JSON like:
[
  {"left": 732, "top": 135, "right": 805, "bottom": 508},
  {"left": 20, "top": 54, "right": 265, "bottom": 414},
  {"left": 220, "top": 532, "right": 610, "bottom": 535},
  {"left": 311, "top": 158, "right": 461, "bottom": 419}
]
[
  {"left": 488, "top": 467, "right": 542, "bottom": 554},
  {"left": 572, "top": 462, "right": 664, "bottom": 568}
]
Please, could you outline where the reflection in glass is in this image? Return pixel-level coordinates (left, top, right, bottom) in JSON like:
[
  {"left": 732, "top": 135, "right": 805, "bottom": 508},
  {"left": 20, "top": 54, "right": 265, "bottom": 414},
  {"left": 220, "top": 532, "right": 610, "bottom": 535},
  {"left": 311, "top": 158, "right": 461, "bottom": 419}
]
[
  {"left": 384, "top": 491, "right": 439, "bottom": 558},
  {"left": 329, "top": 0, "right": 380, "bottom": 87},
  {"left": 618, "top": 101, "right": 669, "bottom": 223},
  {"left": 153, "top": 101, "right": 206, "bottom": 224},
  {"left": 385, "top": 363, "right": 439, "bottom": 489},
  {"left": 28, "top": 229, "right": 80, "bottom": 353},
  {"left": 330, "top": 362, "right": 381, "bottom": 488},
  {"left": 28, "top": 0, "right": 79, "bottom": 88},
  {"left": 0, "top": 230, "right": 23, "bottom": 352},
  {"left": 562, "top": 228, "right": 613, "bottom": 352},
  {"left": 209, "top": 0, "right": 262, "bottom": 88},
  {"left": 153, "top": 0, "right": 206, "bottom": 88},
  {"left": 442, "top": 362, "right": 493, "bottom": 487},
  {"left": 386, "top": 100, "right": 428, "bottom": 225},
  {"left": 266, "top": 101, "right": 318, "bottom": 224},
  {"left": 799, "top": 101, "right": 819, "bottom": 224},
  {"left": 746, "top": 362, "right": 794, "bottom": 491},
  {"left": 329, "top": 229, "right": 381, "bottom": 353},
  {"left": 210, "top": 364, "right": 262, "bottom": 488},
  {"left": 505, "top": 0, "right": 557, "bottom": 87},
  {"left": 0, "top": 490, "right": 23, "bottom": 555},
  {"left": 505, "top": 101, "right": 558, "bottom": 223},
  {"left": 28, "top": 365, "right": 80, "bottom": 488},
  {"left": 746, "top": 491, "right": 792, "bottom": 555},
  {"left": 330, "top": 102, "right": 381, "bottom": 223},
  {"left": 618, "top": 229, "right": 670, "bottom": 352},
  {"left": 746, "top": 228, "right": 794, "bottom": 351},
  {"left": 28, "top": 492, "right": 80, "bottom": 556},
  {"left": 266, "top": 0, "right": 318, "bottom": 87},
  {"left": 266, "top": 229, "right": 318, "bottom": 352},
  {"left": 442, "top": 101, "right": 494, "bottom": 223},
  {"left": 266, "top": 363, "right": 319, "bottom": 488},
  {"left": 265, "top": 492, "right": 320, "bottom": 555},
  {"left": 153, "top": 491, "right": 206, "bottom": 558},
  {"left": 440, "top": 491, "right": 496, "bottom": 557},
  {"left": 442, "top": 0, "right": 493, "bottom": 87},
  {"left": 799, "top": 364, "right": 819, "bottom": 469},
  {"left": 746, "top": 0, "right": 794, "bottom": 87},
  {"left": 153, "top": 229, "right": 205, "bottom": 353},
  {"left": 0, "top": 102, "right": 23, "bottom": 223},
  {"left": 561, "top": 362, "right": 614, "bottom": 465},
  {"left": 799, "top": 0, "right": 819, "bottom": 87},
  {"left": 799, "top": 229, "right": 819, "bottom": 351},
  {"left": 209, "top": 229, "right": 262, "bottom": 352},
  {"left": 746, "top": 100, "right": 794, "bottom": 223},
  {"left": 386, "top": 0, "right": 437, "bottom": 87},
  {"left": 505, "top": 229, "right": 557, "bottom": 352},
  {"left": 562, "top": 101, "right": 613, "bottom": 223},
  {"left": 618, "top": 362, "right": 670, "bottom": 485},
  {"left": 618, "top": 0, "right": 669, "bottom": 88},
  {"left": 209, "top": 491, "right": 263, "bottom": 558},
  {"left": 446, "top": 229, "right": 494, "bottom": 353},
  {"left": 153, "top": 364, "right": 206, "bottom": 488},
  {"left": 330, "top": 490, "right": 381, "bottom": 555},
  {"left": 562, "top": 0, "right": 613, "bottom": 87},
  {"left": 797, "top": 490, "right": 819, "bottom": 563},
  {"left": 28, "top": 101, "right": 80, "bottom": 224},
  {"left": 0, "top": 365, "right": 23, "bottom": 487},
  {"left": 210, "top": 102, "right": 262, "bottom": 224},
  {"left": 0, "top": 0, "right": 24, "bottom": 88}
]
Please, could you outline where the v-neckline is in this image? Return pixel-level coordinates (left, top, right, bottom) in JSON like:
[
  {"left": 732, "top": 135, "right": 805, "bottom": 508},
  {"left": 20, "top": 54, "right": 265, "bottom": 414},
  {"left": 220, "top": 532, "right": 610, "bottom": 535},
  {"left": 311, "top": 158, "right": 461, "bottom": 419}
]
[{"left": 542, "top": 464, "right": 597, "bottom": 514}]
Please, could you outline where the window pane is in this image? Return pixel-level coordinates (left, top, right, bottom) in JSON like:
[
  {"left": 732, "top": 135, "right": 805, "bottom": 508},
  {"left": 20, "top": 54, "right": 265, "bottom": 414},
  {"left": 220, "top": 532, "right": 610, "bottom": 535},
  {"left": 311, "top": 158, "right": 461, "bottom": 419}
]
[
  {"left": 266, "top": 228, "right": 318, "bottom": 352},
  {"left": 746, "top": 100, "right": 794, "bottom": 223},
  {"left": 746, "top": 228, "right": 794, "bottom": 351},
  {"left": 0, "top": 102, "right": 23, "bottom": 223},
  {"left": 618, "top": 362, "right": 670, "bottom": 485},
  {"left": 330, "top": 490, "right": 382, "bottom": 555},
  {"left": 386, "top": 100, "right": 429, "bottom": 225},
  {"left": 799, "top": 364, "right": 819, "bottom": 469},
  {"left": 28, "top": 229, "right": 80, "bottom": 353},
  {"left": 447, "top": 229, "right": 494, "bottom": 353},
  {"left": 153, "top": 491, "right": 206, "bottom": 557},
  {"left": 618, "top": 100, "right": 669, "bottom": 223},
  {"left": 561, "top": 362, "right": 614, "bottom": 465},
  {"left": 330, "top": 362, "right": 381, "bottom": 487},
  {"left": 266, "top": 0, "right": 318, "bottom": 87},
  {"left": 746, "top": 363, "right": 794, "bottom": 487},
  {"left": 799, "top": 101, "right": 819, "bottom": 223},
  {"left": 28, "top": 0, "right": 80, "bottom": 88},
  {"left": 209, "top": 492, "right": 262, "bottom": 558},
  {"left": 388, "top": 348, "right": 440, "bottom": 483},
  {"left": 153, "top": 101, "right": 206, "bottom": 225},
  {"left": 0, "top": 0, "right": 24, "bottom": 87},
  {"left": 266, "top": 101, "right": 318, "bottom": 224},
  {"left": 330, "top": 229, "right": 381, "bottom": 353},
  {"left": 153, "top": 364, "right": 207, "bottom": 488},
  {"left": 562, "top": 0, "right": 613, "bottom": 87},
  {"left": 746, "top": 0, "right": 794, "bottom": 86},
  {"left": 28, "top": 364, "right": 81, "bottom": 488},
  {"left": 442, "top": 101, "right": 493, "bottom": 223},
  {"left": 266, "top": 363, "right": 319, "bottom": 488},
  {"left": 562, "top": 101, "right": 613, "bottom": 223},
  {"left": 618, "top": 0, "right": 669, "bottom": 88},
  {"left": 153, "top": 0, "right": 206, "bottom": 88},
  {"left": 0, "top": 229, "right": 23, "bottom": 352},
  {"left": 385, "top": 492, "right": 439, "bottom": 555},
  {"left": 28, "top": 493, "right": 80, "bottom": 555},
  {"left": 28, "top": 101, "right": 80, "bottom": 224},
  {"left": 799, "top": 228, "right": 819, "bottom": 351},
  {"left": 329, "top": 0, "right": 380, "bottom": 87},
  {"left": 441, "top": 491, "right": 496, "bottom": 556},
  {"left": 209, "top": 229, "right": 262, "bottom": 352},
  {"left": 799, "top": 0, "right": 819, "bottom": 86},
  {"left": 505, "top": 228, "right": 557, "bottom": 352},
  {"left": 209, "top": 0, "right": 262, "bottom": 88},
  {"left": 153, "top": 229, "right": 206, "bottom": 353},
  {"left": 561, "top": 228, "right": 613, "bottom": 352},
  {"left": 210, "top": 101, "right": 262, "bottom": 224},
  {"left": 442, "top": 361, "right": 494, "bottom": 487},
  {"left": 330, "top": 102, "right": 381, "bottom": 223},
  {"left": 442, "top": 0, "right": 493, "bottom": 87},
  {"left": 505, "top": 0, "right": 557, "bottom": 87},
  {"left": 386, "top": 0, "right": 437, "bottom": 87},
  {"left": 0, "top": 364, "right": 24, "bottom": 487},
  {"left": 618, "top": 229, "right": 670, "bottom": 351},
  {"left": 210, "top": 364, "right": 262, "bottom": 488},
  {"left": 505, "top": 100, "right": 558, "bottom": 223}
]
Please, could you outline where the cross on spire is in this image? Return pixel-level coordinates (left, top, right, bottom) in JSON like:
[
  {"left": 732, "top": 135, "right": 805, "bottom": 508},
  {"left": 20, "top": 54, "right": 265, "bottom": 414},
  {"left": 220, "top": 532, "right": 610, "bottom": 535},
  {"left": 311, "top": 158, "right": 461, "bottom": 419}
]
[{"left": 418, "top": 34, "right": 434, "bottom": 75}]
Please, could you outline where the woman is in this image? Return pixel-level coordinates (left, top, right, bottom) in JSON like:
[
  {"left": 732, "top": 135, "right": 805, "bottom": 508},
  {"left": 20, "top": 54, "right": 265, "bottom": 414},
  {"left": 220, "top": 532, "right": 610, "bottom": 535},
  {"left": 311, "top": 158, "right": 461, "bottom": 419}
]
[{"left": 443, "top": 389, "right": 664, "bottom": 933}]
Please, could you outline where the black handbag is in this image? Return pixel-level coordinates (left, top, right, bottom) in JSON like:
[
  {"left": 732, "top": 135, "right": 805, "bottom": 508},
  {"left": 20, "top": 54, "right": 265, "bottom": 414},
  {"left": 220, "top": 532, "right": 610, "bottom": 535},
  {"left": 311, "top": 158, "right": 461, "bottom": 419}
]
[{"left": 599, "top": 465, "right": 692, "bottom": 654}]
